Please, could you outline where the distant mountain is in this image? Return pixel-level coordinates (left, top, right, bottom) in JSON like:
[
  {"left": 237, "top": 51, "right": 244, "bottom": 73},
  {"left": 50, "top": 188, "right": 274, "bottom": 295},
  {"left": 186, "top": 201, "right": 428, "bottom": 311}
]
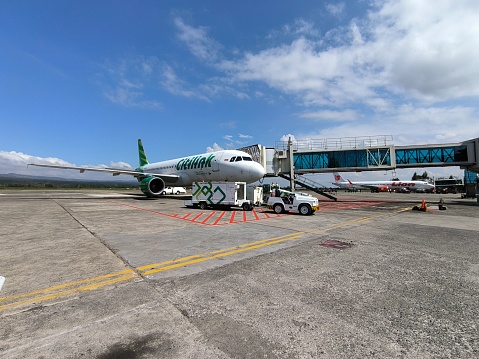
[{"left": 0, "top": 173, "right": 138, "bottom": 188}]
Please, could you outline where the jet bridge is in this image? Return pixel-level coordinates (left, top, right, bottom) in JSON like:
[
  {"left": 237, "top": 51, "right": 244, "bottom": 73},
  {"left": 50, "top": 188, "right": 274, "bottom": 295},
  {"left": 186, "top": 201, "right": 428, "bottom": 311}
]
[{"left": 240, "top": 135, "right": 478, "bottom": 197}]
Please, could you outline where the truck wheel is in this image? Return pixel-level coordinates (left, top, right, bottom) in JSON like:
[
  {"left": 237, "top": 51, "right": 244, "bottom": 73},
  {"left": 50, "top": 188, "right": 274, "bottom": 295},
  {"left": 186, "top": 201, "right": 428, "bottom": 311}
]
[
  {"left": 299, "top": 204, "right": 312, "bottom": 215},
  {"left": 199, "top": 202, "right": 207, "bottom": 210},
  {"left": 273, "top": 203, "right": 284, "bottom": 214},
  {"left": 242, "top": 202, "right": 251, "bottom": 211}
]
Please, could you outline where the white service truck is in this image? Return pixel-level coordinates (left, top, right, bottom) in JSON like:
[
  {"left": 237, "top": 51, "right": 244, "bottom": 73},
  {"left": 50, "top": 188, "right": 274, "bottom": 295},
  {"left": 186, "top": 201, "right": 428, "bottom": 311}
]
[
  {"left": 267, "top": 189, "right": 319, "bottom": 215},
  {"left": 184, "top": 182, "right": 253, "bottom": 211}
]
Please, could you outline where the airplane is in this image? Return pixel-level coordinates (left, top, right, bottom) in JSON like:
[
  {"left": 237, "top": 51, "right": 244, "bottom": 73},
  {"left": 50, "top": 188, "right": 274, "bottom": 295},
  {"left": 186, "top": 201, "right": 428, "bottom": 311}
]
[
  {"left": 332, "top": 172, "right": 435, "bottom": 192},
  {"left": 29, "top": 139, "right": 266, "bottom": 197}
]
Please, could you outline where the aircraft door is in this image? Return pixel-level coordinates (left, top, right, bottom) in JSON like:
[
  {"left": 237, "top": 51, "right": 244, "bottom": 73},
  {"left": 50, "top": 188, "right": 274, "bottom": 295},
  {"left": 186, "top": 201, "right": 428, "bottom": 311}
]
[{"left": 212, "top": 153, "right": 222, "bottom": 172}]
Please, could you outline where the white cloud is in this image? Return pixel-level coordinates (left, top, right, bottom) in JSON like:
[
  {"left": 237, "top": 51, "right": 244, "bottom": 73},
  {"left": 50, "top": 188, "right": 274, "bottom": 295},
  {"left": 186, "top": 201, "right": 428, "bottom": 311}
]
[
  {"left": 298, "top": 109, "right": 357, "bottom": 122},
  {"left": 325, "top": 2, "right": 345, "bottom": 18},
  {"left": 364, "top": 0, "right": 479, "bottom": 101},
  {"left": 0, "top": 151, "right": 71, "bottom": 175},
  {"left": 98, "top": 56, "right": 163, "bottom": 109},
  {"left": 174, "top": 17, "right": 221, "bottom": 63},
  {"left": 215, "top": 134, "right": 256, "bottom": 149},
  {"left": 279, "top": 134, "right": 297, "bottom": 142},
  {"left": 293, "top": 104, "right": 479, "bottom": 146},
  {"left": 0, "top": 151, "right": 134, "bottom": 180},
  {"left": 93, "top": 3, "right": 479, "bottom": 151},
  {"left": 161, "top": 64, "right": 211, "bottom": 101},
  {"left": 283, "top": 19, "right": 321, "bottom": 38},
  {"left": 166, "top": 1, "right": 479, "bottom": 145},
  {"left": 215, "top": 0, "right": 479, "bottom": 145},
  {"left": 206, "top": 143, "right": 224, "bottom": 152},
  {"left": 109, "top": 161, "right": 133, "bottom": 170},
  {"left": 223, "top": 2, "right": 478, "bottom": 103}
]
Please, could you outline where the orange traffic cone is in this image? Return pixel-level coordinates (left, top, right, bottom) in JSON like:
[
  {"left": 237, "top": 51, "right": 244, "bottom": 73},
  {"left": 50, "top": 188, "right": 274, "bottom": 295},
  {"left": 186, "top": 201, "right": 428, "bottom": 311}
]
[{"left": 420, "top": 199, "right": 428, "bottom": 212}]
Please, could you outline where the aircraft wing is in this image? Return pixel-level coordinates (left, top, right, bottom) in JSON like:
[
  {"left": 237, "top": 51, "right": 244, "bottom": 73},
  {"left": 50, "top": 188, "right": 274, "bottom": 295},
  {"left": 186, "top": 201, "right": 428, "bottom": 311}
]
[
  {"left": 332, "top": 181, "right": 349, "bottom": 188},
  {"left": 28, "top": 163, "right": 180, "bottom": 182}
]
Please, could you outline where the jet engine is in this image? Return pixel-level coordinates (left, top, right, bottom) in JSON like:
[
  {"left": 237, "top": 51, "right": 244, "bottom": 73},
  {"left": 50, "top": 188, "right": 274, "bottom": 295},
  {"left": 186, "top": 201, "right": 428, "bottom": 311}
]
[{"left": 139, "top": 176, "right": 165, "bottom": 197}]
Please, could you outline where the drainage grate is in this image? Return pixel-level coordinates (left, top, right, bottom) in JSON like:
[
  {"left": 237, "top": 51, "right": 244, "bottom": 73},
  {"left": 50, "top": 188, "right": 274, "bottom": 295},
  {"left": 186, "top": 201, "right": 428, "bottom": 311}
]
[{"left": 320, "top": 240, "right": 353, "bottom": 250}]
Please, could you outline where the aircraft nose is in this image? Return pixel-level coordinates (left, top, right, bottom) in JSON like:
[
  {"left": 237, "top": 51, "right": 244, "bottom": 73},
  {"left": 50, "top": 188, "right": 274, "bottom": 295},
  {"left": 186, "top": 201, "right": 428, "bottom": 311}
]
[{"left": 249, "top": 162, "right": 266, "bottom": 180}]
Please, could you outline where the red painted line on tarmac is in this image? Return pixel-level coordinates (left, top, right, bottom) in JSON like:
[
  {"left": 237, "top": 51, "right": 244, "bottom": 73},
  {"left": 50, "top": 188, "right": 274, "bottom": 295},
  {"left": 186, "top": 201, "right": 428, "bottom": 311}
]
[
  {"left": 201, "top": 212, "right": 216, "bottom": 225},
  {"left": 112, "top": 201, "right": 360, "bottom": 226},
  {"left": 191, "top": 212, "right": 204, "bottom": 222},
  {"left": 212, "top": 211, "right": 226, "bottom": 225},
  {"left": 258, "top": 208, "right": 271, "bottom": 218}
]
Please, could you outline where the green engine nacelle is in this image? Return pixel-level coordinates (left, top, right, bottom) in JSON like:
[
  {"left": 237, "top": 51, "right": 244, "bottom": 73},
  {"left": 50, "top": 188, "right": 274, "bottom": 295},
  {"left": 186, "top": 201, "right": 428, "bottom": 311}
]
[{"left": 139, "top": 176, "right": 165, "bottom": 197}]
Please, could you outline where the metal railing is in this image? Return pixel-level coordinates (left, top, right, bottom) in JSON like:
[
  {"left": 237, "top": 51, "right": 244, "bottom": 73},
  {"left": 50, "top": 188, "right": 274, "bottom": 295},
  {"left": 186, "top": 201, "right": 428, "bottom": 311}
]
[{"left": 275, "top": 135, "right": 394, "bottom": 151}]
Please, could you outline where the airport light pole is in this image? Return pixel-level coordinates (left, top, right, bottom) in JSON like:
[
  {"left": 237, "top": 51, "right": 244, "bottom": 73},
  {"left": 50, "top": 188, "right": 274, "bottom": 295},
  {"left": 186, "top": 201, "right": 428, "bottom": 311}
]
[{"left": 288, "top": 137, "right": 295, "bottom": 191}]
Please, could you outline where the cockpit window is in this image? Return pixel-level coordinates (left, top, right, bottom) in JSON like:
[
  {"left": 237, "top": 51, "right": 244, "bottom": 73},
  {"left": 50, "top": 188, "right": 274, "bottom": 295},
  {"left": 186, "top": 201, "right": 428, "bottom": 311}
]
[{"left": 229, "top": 156, "right": 252, "bottom": 162}]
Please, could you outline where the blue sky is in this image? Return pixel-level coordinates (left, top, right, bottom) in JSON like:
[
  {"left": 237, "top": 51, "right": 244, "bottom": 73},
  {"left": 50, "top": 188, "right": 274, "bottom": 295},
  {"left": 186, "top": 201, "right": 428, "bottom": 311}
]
[{"left": 1, "top": 0, "right": 478, "bottom": 183}]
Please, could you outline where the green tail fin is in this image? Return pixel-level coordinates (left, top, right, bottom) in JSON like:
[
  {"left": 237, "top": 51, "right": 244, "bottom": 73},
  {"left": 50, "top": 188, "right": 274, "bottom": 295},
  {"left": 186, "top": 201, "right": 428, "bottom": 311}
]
[{"left": 138, "top": 139, "right": 149, "bottom": 167}]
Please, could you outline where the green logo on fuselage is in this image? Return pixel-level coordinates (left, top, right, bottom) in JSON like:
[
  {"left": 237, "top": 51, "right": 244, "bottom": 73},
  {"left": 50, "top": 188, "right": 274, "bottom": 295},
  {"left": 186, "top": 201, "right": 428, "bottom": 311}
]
[{"left": 175, "top": 154, "right": 215, "bottom": 171}]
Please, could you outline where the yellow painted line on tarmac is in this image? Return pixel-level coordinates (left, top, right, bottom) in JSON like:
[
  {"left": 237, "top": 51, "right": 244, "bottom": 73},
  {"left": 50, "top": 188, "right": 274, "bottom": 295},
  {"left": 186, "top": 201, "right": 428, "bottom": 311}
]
[
  {"left": 1, "top": 207, "right": 409, "bottom": 311},
  {"left": 0, "top": 269, "right": 135, "bottom": 303},
  {"left": 136, "top": 233, "right": 303, "bottom": 273},
  {"left": 0, "top": 233, "right": 303, "bottom": 312},
  {"left": 138, "top": 233, "right": 304, "bottom": 276},
  {"left": 309, "top": 207, "right": 411, "bottom": 234},
  {"left": 0, "top": 271, "right": 137, "bottom": 311},
  {"left": 0, "top": 208, "right": 410, "bottom": 311}
]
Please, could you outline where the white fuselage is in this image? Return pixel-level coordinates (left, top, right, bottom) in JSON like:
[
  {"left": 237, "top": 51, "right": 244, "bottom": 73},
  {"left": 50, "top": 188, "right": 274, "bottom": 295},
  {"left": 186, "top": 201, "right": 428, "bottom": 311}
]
[
  {"left": 334, "top": 179, "right": 435, "bottom": 191},
  {"left": 142, "top": 149, "right": 265, "bottom": 185}
]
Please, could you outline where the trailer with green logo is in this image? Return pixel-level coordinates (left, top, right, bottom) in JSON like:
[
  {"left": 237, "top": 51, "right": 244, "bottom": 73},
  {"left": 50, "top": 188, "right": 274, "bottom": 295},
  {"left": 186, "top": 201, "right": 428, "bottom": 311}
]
[{"left": 184, "top": 181, "right": 253, "bottom": 211}]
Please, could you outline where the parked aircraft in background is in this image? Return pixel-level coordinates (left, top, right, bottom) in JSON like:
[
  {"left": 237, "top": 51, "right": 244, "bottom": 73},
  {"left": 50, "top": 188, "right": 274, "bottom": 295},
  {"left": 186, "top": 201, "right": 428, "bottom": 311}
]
[
  {"left": 29, "top": 139, "right": 266, "bottom": 197},
  {"left": 332, "top": 172, "right": 435, "bottom": 192}
]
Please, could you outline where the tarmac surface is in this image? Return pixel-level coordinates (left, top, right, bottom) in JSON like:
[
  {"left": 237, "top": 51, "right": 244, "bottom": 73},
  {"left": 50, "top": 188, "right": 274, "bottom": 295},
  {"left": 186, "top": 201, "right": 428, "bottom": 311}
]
[{"left": 0, "top": 189, "right": 478, "bottom": 358}]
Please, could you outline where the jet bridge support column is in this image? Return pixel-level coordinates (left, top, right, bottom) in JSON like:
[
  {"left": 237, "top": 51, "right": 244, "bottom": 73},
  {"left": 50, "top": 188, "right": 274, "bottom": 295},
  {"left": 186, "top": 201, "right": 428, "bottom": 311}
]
[{"left": 288, "top": 137, "right": 295, "bottom": 190}]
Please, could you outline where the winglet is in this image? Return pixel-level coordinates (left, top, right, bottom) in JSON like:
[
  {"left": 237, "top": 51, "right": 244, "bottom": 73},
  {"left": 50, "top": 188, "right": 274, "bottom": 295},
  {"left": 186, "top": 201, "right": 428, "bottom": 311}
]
[{"left": 138, "top": 139, "right": 149, "bottom": 167}]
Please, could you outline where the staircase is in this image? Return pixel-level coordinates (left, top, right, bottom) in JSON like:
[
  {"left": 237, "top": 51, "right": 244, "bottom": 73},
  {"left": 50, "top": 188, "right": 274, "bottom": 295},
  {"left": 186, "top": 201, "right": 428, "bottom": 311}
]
[{"left": 279, "top": 174, "right": 337, "bottom": 201}]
